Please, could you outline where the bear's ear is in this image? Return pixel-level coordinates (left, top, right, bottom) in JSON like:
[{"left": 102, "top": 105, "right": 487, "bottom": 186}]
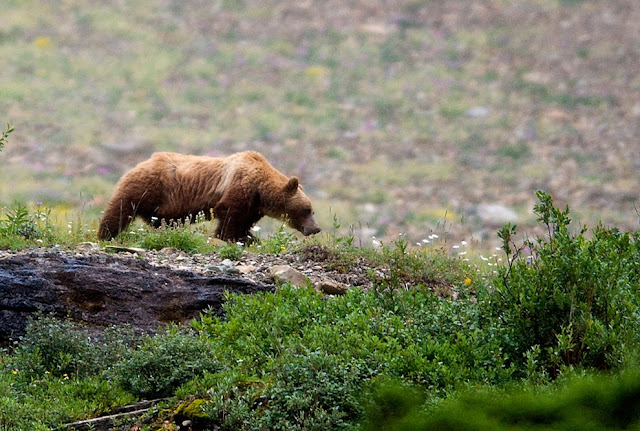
[{"left": 284, "top": 176, "right": 299, "bottom": 194}]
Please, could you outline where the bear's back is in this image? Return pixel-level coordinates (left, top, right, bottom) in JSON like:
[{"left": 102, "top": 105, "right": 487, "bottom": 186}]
[{"left": 150, "top": 151, "right": 267, "bottom": 165}]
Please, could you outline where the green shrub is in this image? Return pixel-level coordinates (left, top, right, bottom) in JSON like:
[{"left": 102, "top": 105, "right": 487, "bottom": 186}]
[
  {"left": 489, "top": 191, "right": 640, "bottom": 375},
  {"left": 362, "top": 370, "right": 640, "bottom": 430},
  {"left": 187, "top": 284, "right": 513, "bottom": 429},
  {"left": 186, "top": 356, "right": 367, "bottom": 431},
  {"left": 175, "top": 372, "right": 268, "bottom": 429},
  {"left": 109, "top": 325, "right": 220, "bottom": 398},
  {"left": 2, "top": 315, "right": 135, "bottom": 429},
  {"left": 0, "top": 372, "right": 134, "bottom": 430},
  {"left": 251, "top": 352, "right": 365, "bottom": 430},
  {"left": 0, "top": 202, "right": 96, "bottom": 248},
  {"left": 7, "top": 314, "right": 103, "bottom": 379}
]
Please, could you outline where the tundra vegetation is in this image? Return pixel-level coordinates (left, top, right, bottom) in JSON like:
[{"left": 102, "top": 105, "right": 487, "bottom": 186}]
[{"left": 1, "top": 191, "right": 640, "bottom": 430}]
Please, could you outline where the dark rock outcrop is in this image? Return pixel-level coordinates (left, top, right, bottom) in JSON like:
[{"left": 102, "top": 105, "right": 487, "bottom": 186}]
[{"left": 0, "top": 251, "right": 274, "bottom": 342}]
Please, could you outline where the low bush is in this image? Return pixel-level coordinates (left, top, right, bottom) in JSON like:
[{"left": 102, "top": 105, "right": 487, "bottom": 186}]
[
  {"left": 183, "top": 283, "right": 511, "bottom": 429},
  {"left": 0, "top": 372, "right": 134, "bottom": 430},
  {"left": 7, "top": 314, "right": 104, "bottom": 379},
  {"left": 2, "top": 317, "right": 219, "bottom": 426},
  {"left": 258, "top": 223, "right": 297, "bottom": 253},
  {"left": 1, "top": 316, "right": 135, "bottom": 429},
  {"left": 108, "top": 325, "right": 220, "bottom": 398},
  {"left": 0, "top": 204, "right": 56, "bottom": 248},
  {"left": 489, "top": 191, "right": 640, "bottom": 376},
  {"left": 218, "top": 241, "right": 244, "bottom": 260},
  {"left": 362, "top": 370, "right": 640, "bottom": 430}
]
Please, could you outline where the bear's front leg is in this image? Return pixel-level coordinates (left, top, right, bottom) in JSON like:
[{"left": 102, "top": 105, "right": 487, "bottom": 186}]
[
  {"left": 214, "top": 209, "right": 253, "bottom": 242},
  {"left": 213, "top": 189, "right": 262, "bottom": 242}
]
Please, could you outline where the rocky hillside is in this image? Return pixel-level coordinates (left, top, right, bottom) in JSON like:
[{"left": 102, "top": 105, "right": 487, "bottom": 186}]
[{"left": 0, "top": 244, "right": 385, "bottom": 342}]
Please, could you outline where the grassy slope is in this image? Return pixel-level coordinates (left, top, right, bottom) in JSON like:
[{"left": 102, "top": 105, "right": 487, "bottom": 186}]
[
  {"left": 2, "top": 193, "right": 640, "bottom": 429},
  {"left": 1, "top": 1, "right": 640, "bottom": 248}
]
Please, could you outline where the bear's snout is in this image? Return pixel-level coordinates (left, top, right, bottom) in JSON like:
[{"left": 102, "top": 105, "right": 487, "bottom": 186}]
[
  {"left": 304, "top": 225, "right": 321, "bottom": 236},
  {"left": 295, "top": 218, "right": 321, "bottom": 236}
]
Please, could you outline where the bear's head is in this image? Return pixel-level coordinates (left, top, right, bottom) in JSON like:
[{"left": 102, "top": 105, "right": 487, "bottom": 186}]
[{"left": 282, "top": 176, "right": 321, "bottom": 236}]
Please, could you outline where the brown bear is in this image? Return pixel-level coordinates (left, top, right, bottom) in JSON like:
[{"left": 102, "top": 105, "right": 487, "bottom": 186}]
[{"left": 97, "top": 151, "right": 321, "bottom": 242}]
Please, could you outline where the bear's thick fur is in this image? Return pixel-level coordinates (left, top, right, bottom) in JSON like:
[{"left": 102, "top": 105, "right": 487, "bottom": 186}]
[{"left": 98, "top": 151, "right": 320, "bottom": 241}]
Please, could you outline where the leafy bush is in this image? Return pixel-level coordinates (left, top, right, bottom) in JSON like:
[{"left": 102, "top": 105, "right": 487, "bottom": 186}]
[
  {"left": 0, "top": 372, "right": 134, "bottom": 430},
  {"left": 376, "top": 233, "right": 472, "bottom": 296},
  {"left": 185, "top": 356, "right": 367, "bottom": 431},
  {"left": 489, "top": 191, "right": 640, "bottom": 376},
  {"left": 0, "top": 202, "right": 97, "bottom": 248},
  {"left": 7, "top": 314, "right": 104, "bottom": 379},
  {"left": 186, "top": 284, "right": 511, "bottom": 429},
  {"left": 2, "top": 316, "right": 135, "bottom": 429},
  {"left": 109, "top": 325, "right": 220, "bottom": 398},
  {"left": 362, "top": 370, "right": 640, "bottom": 430}
]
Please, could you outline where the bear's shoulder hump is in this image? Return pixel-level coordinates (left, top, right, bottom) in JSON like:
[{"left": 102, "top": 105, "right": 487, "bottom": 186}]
[{"left": 237, "top": 151, "right": 268, "bottom": 163}]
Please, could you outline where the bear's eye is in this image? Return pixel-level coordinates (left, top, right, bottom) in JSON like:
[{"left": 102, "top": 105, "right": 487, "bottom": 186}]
[{"left": 305, "top": 208, "right": 312, "bottom": 216}]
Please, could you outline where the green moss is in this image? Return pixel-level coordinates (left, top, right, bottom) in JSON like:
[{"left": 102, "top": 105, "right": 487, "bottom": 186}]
[{"left": 176, "top": 398, "right": 209, "bottom": 420}]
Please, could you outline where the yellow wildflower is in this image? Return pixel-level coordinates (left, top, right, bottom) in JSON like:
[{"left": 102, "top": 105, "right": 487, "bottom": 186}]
[
  {"left": 305, "top": 66, "right": 328, "bottom": 78},
  {"left": 33, "top": 36, "right": 53, "bottom": 50},
  {"left": 464, "top": 278, "right": 472, "bottom": 286}
]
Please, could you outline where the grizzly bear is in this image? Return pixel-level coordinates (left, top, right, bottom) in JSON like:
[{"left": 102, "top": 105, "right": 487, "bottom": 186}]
[{"left": 98, "top": 151, "right": 321, "bottom": 242}]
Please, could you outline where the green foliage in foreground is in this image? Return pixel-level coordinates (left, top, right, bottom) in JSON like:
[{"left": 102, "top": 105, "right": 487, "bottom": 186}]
[
  {"left": 181, "top": 285, "right": 511, "bottom": 430},
  {"left": 362, "top": 370, "right": 640, "bottom": 431},
  {"left": 2, "top": 192, "right": 640, "bottom": 429}
]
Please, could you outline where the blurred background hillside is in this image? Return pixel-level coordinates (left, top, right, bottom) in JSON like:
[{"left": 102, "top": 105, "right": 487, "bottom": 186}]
[{"left": 1, "top": 0, "right": 639, "bottom": 248}]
